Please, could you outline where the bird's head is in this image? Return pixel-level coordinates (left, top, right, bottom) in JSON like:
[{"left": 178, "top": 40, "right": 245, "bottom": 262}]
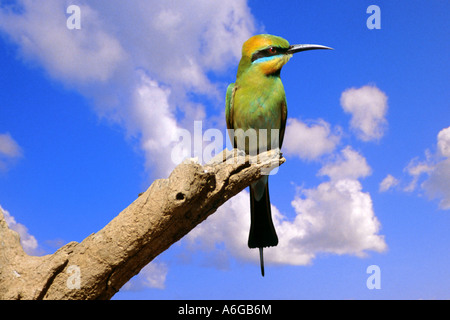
[{"left": 238, "top": 34, "right": 332, "bottom": 77}]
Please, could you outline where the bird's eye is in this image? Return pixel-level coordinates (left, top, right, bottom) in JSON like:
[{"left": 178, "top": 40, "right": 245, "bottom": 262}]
[{"left": 268, "top": 47, "right": 277, "bottom": 54}]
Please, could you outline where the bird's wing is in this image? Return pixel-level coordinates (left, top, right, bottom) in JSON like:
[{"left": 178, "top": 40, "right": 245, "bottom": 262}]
[
  {"left": 279, "top": 99, "right": 287, "bottom": 149},
  {"left": 225, "top": 83, "right": 235, "bottom": 131}
]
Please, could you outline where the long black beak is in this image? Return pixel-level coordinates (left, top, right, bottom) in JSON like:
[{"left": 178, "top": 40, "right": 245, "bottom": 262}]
[{"left": 287, "top": 44, "right": 333, "bottom": 54}]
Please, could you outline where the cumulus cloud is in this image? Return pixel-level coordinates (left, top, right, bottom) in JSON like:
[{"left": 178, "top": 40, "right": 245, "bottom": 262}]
[
  {"left": 0, "top": 205, "right": 39, "bottom": 255},
  {"left": 437, "top": 127, "right": 450, "bottom": 157},
  {"left": 186, "top": 191, "right": 251, "bottom": 263},
  {"left": 0, "top": 133, "right": 21, "bottom": 157},
  {"left": 283, "top": 118, "right": 341, "bottom": 161},
  {"left": 404, "top": 153, "right": 434, "bottom": 192},
  {"left": 340, "top": 85, "right": 388, "bottom": 141},
  {"left": 404, "top": 126, "right": 450, "bottom": 210},
  {"left": 122, "top": 261, "right": 168, "bottom": 291},
  {"left": 286, "top": 179, "right": 386, "bottom": 258},
  {"left": 281, "top": 147, "right": 386, "bottom": 259},
  {"left": 0, "top": 0, "right": 126, "bottom": 84},
  {"left": 422, "top": 159, "right": 450, "bottom": 210},
  {"left": 0, "top": 132, "right": 22, "bottom": 171},
  {"left": 379, "top": 174, "right": 399, "bottom": 192},
  {"left": 319, "top": 146, "right": 371, "bottom": 180},
  {"left": 127, "top": 74, "right": 183, "bottom": 177}
]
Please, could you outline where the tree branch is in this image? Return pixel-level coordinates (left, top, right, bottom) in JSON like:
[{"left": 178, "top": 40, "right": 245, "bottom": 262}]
[{"left": 0, "top": 149, "right": 285, "bottom": 300}]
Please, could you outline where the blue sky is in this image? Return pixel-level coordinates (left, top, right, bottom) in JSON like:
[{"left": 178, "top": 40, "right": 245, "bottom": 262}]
[{"left": 0, "top": 0, "right": 449, "bottom": 299}]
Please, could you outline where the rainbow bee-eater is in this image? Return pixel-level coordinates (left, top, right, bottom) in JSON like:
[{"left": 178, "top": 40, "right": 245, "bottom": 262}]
[{"left": 226, "top": 34, "right": 332, "bottom": 276}]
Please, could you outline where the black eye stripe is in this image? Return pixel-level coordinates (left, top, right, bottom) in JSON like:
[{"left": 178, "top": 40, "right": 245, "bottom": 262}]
[{"left": 251, "top": 47, "right": 288, "bottom": 62}]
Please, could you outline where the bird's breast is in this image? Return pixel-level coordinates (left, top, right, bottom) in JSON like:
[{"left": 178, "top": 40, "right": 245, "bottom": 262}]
[
  {"left": 233, "top": 77, "right": 285, "bottom": 129},
  {"left": 232, "top": 77, "right": 286, "bottom": 153}
]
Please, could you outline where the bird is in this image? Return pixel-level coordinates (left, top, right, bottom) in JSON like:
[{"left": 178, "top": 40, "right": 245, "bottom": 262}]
[{"left": 225, "top": 34, "right": 332, "bottom": 276}]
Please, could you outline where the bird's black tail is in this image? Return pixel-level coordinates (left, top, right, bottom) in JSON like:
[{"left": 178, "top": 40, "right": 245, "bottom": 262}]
[{"left": 248, "top": 179, "right": 278, "bottom": 276}]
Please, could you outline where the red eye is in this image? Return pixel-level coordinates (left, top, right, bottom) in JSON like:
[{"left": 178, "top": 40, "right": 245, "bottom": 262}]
[{"left": 268, "top": 47, "right": 277, "bottom": 54}]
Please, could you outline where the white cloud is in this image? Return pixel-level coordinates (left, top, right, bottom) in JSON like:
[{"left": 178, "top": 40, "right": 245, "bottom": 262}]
[
  {"left": 0, "top": 133, "right": 22, "bottom": 157},
  {"left": 186, "top": 191, "right": 250, "bottom": 263},
  {"left": 422, "top": 127, "right": 450, "bottom": 210},
  {"left": 340, "top": 85, "right": 388, "bottom": 141},
  {"left": 437, "top": 127, "right": 450, "bottom": 157},
  {"left": 122, "top": 260, "right": 168, "bottom": 291},
  {"left": 283, "top": 118, "right": 341, "bottom": 161},
  {"left": 285, "top": 179, "right": 386, "bottom": 258},
  {"left": 1, "top": 205, "right": 39, "bottom": 255},
  {"left": 0, "top": 132, "right": 22, "bottom": 171},
  {"left": 127, "top": 74, "right": 182, "bottom": 177},
  {"left": 0, "top": 0, "right": 126, "bottom": 84},
  {"left": 319, "top": 146, "right": 371, "bottom": 180},
  {"left": 279, "top": 146, "right": 386, "bottom": 259},
  {"left": 404, "top": 126, "right": 450, "bottom": 210},
  {"left": 422, "top": 159, "right": 450, "bottom": 210},
  {"left": 404, "top": 155, "right": 434, "bottom": 192},
  {"left": 379, "top": 174, "right": 399, "bottom": 192},
  {"left": 139, "top": 261, "right": 168, "bottom": 289}
]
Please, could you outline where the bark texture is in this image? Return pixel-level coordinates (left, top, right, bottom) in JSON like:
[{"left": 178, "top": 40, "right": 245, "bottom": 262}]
[{"left": 0, "top": 149, "right": 284, "bottom": 300}]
